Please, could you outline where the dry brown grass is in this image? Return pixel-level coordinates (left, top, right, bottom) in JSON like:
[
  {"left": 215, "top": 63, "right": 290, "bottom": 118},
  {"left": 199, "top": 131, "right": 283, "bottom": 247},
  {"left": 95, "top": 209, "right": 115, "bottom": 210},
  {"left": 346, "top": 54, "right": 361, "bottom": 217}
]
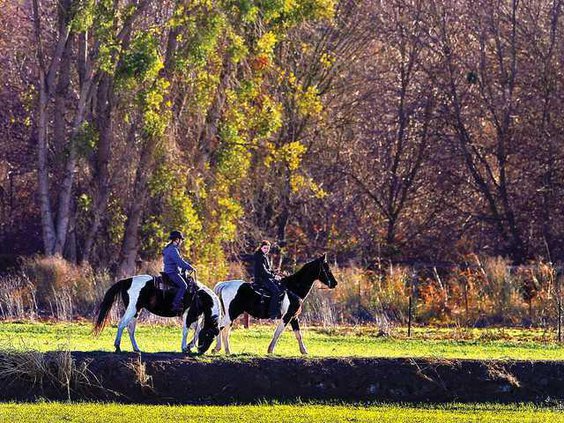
[
  {"left": 0, "top": 348, "right": 98, "bottom": 400},
  {"left": 301, "top": 257, "right": 561, "bottom": 328},
  {"left": 126, "top": 355, "right": 154, "bottom": 392},
  {"left": 0, "top": 272, "right": 37, "bottom": 319},
  {"left": 20, "top": 256, "right": 111, "bottom": 320},
  {"left": 0, "top": 255, "right": 560, "bottom": 328}
]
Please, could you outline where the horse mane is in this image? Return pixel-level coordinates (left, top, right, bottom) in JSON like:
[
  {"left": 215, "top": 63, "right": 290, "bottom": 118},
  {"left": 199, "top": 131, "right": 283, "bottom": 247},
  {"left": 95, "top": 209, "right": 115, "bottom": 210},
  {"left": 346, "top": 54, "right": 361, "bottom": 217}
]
[
  {"left": 286, "top": 257, "right": 319, "bottom": 278},
  {"left": 196, "top": 281, "right": 221, "bottom": 320},
  {"left": 281, "top": 257, "right": 321, "bottom": 297}
]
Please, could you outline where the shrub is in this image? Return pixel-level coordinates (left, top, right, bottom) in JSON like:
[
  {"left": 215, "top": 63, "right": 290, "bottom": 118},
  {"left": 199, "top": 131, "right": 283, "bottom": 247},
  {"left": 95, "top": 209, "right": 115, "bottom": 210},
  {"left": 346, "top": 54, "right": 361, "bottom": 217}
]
[
  {"left": 0, "top": 255, "right": 559, "bottom": 328},
  {"left": 0, "top": 272, "right": 37, "bottom": 319},
  {"left": 20, "top": 256, "right": 111, "bottom": 320}
]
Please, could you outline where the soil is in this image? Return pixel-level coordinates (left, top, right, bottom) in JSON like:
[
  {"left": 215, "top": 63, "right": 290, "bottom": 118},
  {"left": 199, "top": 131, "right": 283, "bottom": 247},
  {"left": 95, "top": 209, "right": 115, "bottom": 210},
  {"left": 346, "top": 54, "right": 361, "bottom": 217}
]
[{"left": 0, "top": 352, "right": 562, "bottom": 404}]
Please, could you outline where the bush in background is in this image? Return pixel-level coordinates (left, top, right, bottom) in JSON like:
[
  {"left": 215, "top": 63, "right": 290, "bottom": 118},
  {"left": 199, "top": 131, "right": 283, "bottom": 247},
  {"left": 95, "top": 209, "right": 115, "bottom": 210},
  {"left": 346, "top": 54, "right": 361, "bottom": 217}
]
[
  {"left": 13, "top": 256, "right": 111, "bottom": 320},
  {"left": 0, "top": 272, "right": 37, "bottom": 319},
  {"left": 0, "top": 255, "right": 561, "bottom": 331}
]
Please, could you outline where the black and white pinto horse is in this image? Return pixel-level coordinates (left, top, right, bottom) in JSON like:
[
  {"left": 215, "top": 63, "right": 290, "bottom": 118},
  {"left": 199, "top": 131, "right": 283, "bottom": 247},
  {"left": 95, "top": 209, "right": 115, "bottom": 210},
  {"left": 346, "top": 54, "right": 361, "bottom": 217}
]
[
  {"left": 212, "top": 254, "right": 338, "bottom": 355},
  {"left": 93, "top": 275, "right": 221, "bottom": 355}
]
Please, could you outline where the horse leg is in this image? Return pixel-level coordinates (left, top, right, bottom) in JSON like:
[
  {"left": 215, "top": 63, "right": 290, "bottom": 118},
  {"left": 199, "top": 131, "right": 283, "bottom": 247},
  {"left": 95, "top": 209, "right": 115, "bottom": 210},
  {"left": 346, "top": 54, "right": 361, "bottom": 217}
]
[
  {"left": 127, "top": 316, "right": 140, "bottom": 353},
  {"left": 114, "top": 304, "right": 137, "bottom": 353},
  {"left": 267, "top": 294, "right": 298, "bottom": 354},
  {"left": 212, "top": 327, "right": 223, "bottom": 354},
  {"left": 182, "top": 300, "right": 202, "bottom": 353},
  {"left": 187, "top": 317, "right": 201, "bottom": 351},
  {"left": 267, "top": 319, "right": 288, "bottom": 354},
  {"left": 213, "top": 311, "right": 232, "bottom": 354},
  {"left": 291, "top": 318, "right": 308, "bottom": 355},
  {"left": 181, "top": 309, "right": 190, "bottom": 352},
  {"left": 223, "top": 323, "right": 233, "bottom": 355}
]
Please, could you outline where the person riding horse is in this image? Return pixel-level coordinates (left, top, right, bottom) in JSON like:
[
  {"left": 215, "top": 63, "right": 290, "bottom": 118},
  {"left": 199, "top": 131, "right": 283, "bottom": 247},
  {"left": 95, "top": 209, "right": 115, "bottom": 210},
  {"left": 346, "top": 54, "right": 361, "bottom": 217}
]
[
  {"left": 253, "top": 240, "right": 283, "bottom": 319},
  {"left": 163, "top": 230, "right": 197, "bottom": 313}
]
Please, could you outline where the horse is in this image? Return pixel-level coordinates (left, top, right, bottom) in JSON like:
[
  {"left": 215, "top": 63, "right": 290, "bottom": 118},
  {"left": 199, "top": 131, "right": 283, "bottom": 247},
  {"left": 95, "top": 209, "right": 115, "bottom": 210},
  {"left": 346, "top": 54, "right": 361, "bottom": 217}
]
[
  {"left": 212, "top": 254, "right": 338, "bottom": 355},
  {"left": 93, "top": 275, "right": 221, "bottom": 355}
]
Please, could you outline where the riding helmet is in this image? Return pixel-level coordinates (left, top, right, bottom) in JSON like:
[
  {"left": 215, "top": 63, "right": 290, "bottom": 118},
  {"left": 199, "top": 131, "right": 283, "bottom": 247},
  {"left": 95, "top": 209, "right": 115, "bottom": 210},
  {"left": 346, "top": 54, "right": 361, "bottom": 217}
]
[{"left": 169, "top": 230, "right": 185, "bottom": 241}]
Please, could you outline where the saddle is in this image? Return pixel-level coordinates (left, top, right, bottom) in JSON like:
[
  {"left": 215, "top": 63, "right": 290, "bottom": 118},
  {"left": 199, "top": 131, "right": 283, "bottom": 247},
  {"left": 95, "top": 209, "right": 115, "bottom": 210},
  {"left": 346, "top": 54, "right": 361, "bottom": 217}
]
[
  {"left": 251, "top": 283, "right": 286, "bottom": 303},
  {"left": 154, "top": 272, "right": 196, "bottom": 292},
  {"left": 153, "top": 273, "right": 175, "bottom": 291}
]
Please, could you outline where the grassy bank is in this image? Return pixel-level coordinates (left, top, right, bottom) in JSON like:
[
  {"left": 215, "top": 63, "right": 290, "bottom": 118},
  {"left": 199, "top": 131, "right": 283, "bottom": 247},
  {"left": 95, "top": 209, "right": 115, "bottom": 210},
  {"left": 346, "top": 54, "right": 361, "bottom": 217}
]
[{"left": 0, "top": 322, "right": 562, "bottom": 360}]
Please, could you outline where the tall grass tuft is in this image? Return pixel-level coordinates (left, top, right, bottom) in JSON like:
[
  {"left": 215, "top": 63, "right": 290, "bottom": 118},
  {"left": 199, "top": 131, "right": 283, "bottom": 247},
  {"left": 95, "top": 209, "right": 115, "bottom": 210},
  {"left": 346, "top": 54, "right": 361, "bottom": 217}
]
[
  {"left": 19, "top": 256, "right": 111, "bottom": 320},
  {"left": 126, "top": 355, "right": 153, "bottom": 392},
  {"left": 301, "top": 263, "right": 404, "bottom": 334},
  {"left": 0, "top": 272, "right": 37, "bottom": 319},
  {"left": 0, "top": 348, "right": 98, "bottom": 400},
  {"left": 0, "top": 254, "right": 561, "bottom": 328}
]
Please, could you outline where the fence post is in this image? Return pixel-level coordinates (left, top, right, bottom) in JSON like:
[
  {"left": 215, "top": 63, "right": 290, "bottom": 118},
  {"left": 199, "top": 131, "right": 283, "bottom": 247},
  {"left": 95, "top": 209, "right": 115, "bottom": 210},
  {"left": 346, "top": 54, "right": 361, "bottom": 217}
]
[
  {"left": 408, "top": 295, "right": 412, "bottom": 338},
  {"left": 243, "top": 312, "right": 250, "bottom": 329},
  {"left": 558, "top": 274, "right": 562, "bottom": 343},
  {"left": 407, "top": 270, "right": 418, "bottom": 338}
]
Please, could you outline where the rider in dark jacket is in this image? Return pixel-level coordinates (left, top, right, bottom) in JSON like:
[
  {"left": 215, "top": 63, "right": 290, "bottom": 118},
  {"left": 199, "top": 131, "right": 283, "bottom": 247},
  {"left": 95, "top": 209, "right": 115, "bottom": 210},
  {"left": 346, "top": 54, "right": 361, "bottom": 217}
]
[
  {"left": 163, "top": 230, "right": 195, "bottom": 313},
  {"left": 253, "top": 240, "right": 282, "bottom": 319}
]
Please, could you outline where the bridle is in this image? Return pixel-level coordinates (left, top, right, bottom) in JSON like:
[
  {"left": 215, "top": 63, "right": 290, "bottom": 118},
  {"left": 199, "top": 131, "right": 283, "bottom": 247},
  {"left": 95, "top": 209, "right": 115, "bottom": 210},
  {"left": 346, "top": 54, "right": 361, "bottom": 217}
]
[{"left": 317, "top": 260, "right": 334, "bottom": 289}]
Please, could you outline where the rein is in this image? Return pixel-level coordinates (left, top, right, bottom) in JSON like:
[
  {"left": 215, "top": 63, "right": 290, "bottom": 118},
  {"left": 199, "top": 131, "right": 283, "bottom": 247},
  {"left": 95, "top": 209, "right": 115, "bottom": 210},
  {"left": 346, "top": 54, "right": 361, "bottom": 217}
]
[{"left": 280, "top": 259, "right": 334, "bottom": 298}]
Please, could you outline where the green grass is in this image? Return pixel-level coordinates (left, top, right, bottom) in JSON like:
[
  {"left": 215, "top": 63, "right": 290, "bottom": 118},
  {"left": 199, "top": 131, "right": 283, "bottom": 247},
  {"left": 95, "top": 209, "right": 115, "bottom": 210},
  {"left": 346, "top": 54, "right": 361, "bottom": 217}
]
[
  {"left": 0, "top": 321, "right": 562, "bottom": 360},
  {"left": 0, "top": 402, "right": 561, "bottom": 422}
]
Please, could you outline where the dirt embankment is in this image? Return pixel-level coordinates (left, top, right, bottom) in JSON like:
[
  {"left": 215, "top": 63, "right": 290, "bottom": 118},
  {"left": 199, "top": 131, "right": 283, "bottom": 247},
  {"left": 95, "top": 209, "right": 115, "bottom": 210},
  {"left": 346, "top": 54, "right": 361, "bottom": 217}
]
[{"left": 0, "top": 352, "right": 562, "bottom": 404}]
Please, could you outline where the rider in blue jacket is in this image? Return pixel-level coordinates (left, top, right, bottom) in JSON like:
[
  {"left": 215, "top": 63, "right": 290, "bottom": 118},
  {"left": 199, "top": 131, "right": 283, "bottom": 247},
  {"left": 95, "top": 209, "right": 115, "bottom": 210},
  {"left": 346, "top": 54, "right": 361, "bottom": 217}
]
[{"left": 163, "top": 230, "right": 195, "bottom": 313}]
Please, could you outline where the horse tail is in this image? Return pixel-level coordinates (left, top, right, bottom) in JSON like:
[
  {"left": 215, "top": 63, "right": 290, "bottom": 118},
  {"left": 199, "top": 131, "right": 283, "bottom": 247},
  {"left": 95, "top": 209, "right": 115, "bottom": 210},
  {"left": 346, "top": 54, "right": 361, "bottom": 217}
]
[
  {"left": 213, "top": 282, "right": 228, "bottom": 316},
  {"left": 92, "top": 278, "right": 131, "bottom": 336}
]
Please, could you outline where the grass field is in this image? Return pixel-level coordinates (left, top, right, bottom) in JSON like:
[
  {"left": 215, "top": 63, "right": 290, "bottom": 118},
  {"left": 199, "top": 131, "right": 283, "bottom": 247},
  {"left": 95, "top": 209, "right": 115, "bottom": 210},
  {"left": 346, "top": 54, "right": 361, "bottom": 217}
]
[
  {"left": 0, "top": 402, "right": 562, "bottom": 422},
  {"left": 0, "top": 321, "right": 562, "bottom": 360}
]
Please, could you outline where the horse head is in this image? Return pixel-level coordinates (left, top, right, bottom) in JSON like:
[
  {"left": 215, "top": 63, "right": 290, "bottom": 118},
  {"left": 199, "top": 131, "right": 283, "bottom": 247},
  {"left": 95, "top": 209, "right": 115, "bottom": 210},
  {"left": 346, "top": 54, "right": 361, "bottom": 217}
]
[
  {"left": 316, "top": 253, "right": 338, "bottom": 289},
  {"left": 197, "top": 317, "right": 219, "bottom": 354}
]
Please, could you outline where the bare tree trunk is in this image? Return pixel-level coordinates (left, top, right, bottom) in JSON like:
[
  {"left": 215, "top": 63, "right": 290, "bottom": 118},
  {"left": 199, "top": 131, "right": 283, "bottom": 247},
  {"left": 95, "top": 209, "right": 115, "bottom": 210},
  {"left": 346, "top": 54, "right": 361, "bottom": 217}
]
[
  {"left": 539, "top": 0, "right": 562, "bottom": 259},
  {"left": 117, "top": 138, "right": 158, "bottom": 278},
  {"left": 52, "top": 34, "right": 72, "bottom": 164},
  {"left": 53, "top": 69, "right": 95, "bottom": 255},
  {"left": 36, "top": 81, "right": 57, "bottom": 255},
  {"left": 82, "top": 75, "right": 114, "bottom": 263},
  {"left": 32, "top": 0, "right": 71, "bottom": 255},
  {"left": 198, "top": 53, "right": 233, "bottom": 171}
]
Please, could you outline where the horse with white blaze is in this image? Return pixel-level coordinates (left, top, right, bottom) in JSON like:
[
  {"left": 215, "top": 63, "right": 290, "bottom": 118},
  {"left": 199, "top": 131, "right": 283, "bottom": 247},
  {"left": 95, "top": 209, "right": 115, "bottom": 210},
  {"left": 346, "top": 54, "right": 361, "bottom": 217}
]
[
  {"left": 213, "top": 254, "right": 338, "bottom": 355},
  {"left": 93, "top": 275, "right": 221, "bottom": 355}
]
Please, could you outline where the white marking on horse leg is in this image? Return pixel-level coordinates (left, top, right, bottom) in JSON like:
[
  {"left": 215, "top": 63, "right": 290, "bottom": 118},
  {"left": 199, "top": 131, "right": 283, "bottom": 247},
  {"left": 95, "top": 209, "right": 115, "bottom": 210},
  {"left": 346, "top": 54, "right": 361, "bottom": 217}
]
[
  {"left": 294, "top": 329, "right": 308, "bottom": 355},
  {"left": 279, "top": 294, "right": 290, "bottom": 318},
  {"left": 212, "top": 329, "right": 222, "bottom": 354},
  {"left": 115, "top": 275, "right": 150, "bottom": 352},
  {"left": 187, "top": 318, "right": 201, "bottom": 349},
  {"left": 114, "top": 304, "right": 137, "bottom": 351},
  {"left": 267, "top": 321, "right": 287, "bottom": 354},
  {"left": 213, "top": 321, "right": 227, "bottom": 354},
  {"left": 212, "top": 280, "right": 248, "bottom": 355},
  {"left": 181, "top": 309, "right": 189, "bottom": 352},
  {"left": 224, "top": 324, "right": 233, "bottom": 355},
  {"left": 114, "top": 325, "right": 125, "bottom": 351},
  {"left": 127, "top": 318, "right": 140, "bottom": 352}
]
